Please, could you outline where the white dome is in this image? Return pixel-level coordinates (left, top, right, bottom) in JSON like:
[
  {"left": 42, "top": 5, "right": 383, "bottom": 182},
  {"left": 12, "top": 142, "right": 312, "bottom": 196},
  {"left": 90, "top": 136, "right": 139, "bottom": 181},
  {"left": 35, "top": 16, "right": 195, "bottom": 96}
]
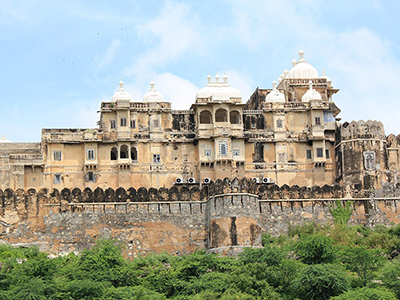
[
  {"left": 143, "top": 81, "right": 164, "bottom": 102},
  {"left": 196, "top": 74, "right": 242, "bottom": 100},
  {"left": 288, "top": 50, "right": 318, "bottom": 79},
  {"left": 302, "top": 80, "right": 322, "bottom": 102},
  {"left": 0, "top": 135, "right": 11, "bottom": 143},
  {"left": 321, "top": 70, "right": 331, "bottom": 82},
  {"left": 111, "top": 80, "right": 132, "bottom": 102},
  {"left": 266, "top": 81, "right": 285, "bottom": 102}
]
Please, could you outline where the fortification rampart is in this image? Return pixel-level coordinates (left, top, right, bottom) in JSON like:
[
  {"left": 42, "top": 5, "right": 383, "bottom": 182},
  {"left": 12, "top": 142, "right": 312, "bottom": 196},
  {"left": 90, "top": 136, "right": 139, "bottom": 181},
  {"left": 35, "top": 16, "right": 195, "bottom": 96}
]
[{"left": 1, "top": 179, "right": 400, "bottom": 257}]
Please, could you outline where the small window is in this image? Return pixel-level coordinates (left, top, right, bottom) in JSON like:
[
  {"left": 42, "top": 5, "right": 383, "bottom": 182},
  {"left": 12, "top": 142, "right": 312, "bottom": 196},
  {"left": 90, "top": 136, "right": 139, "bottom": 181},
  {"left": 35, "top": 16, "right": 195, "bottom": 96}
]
[
  {"left": 87, "top": 149, "right": 95, "bottom": 160},
  {"left": 53, "top": 150, "right": 62, "bottom": 161},
  {"left": 325, "top": 149, "right": 330, "bottom": 159},
  {"left": 278, "top": 153, "right": 286, "bottom": 162},
  {"left": 316, "top": 148, "right": 323, "bottom": 158},
  {"left": 110, "top": 120, "right": 116, "bottom": 129},
  {"left": 131, "top": 147, "right": 138, "bottom": 161},
  {"left": 153, "top": 154, "right": 161, "bottom": 163},
  {"left": 364, "top": 152, "right": 375, "bottom": 170},
  {"left": 233, "top": 149, "right": 240, "bottom": 156},
  {"left": 315, "top": 117, "right": 321, "bottom": 125},
  {"left": 204, "top": 150, "right": 211, "bottom": 157},
  {"left": 218, "top": 141, "right": 228, "bottom": 156},
  {"left": 276, "top": 119, "right": 283, "bottom": 128},
  {"left": 53, "top": 174, "right": 61, "bottom": 184},
  {"left": 153, "top": 119, "right": 160, "bottom": 127},
  {"left": 306, "top": 149, "right": 312, "bottom": 160},
  {"left": 120, "top": 118, "right": 127, "bottom": 126},
  {"left": 130, "top": 120, "right": 136, "bottom": 128}
]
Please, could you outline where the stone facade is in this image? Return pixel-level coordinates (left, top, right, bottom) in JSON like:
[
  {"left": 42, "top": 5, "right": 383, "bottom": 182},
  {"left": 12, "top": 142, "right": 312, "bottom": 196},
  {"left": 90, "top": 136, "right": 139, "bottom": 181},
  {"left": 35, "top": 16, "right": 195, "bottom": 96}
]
[{"left": 3, "top": 51, "right": 399, "bottom": 192}]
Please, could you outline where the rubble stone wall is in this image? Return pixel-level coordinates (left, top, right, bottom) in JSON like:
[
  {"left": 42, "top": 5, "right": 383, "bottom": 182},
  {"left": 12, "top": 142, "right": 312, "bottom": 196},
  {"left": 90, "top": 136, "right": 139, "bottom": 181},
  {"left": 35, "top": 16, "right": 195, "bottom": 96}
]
[{"left": 1, "top": 179, "right": 400, "bottom": 256}]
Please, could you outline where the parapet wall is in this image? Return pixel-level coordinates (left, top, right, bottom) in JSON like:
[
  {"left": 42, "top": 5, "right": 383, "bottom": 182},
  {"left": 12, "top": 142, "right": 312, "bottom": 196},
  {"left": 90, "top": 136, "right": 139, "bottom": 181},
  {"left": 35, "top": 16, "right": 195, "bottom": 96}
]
[{"left": 1, "top": 179, "right": 400, "bottom": 257}]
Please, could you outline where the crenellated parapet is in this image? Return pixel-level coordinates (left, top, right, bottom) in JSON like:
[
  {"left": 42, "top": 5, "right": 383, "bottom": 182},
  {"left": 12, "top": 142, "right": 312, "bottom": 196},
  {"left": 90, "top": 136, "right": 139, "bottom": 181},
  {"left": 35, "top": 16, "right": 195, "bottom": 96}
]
[
  {"left": 1, "top": 179, "right": 393, "bottom": 208},
  {"left": 340, "top": 120, "right": 385, "bottom": 140}
]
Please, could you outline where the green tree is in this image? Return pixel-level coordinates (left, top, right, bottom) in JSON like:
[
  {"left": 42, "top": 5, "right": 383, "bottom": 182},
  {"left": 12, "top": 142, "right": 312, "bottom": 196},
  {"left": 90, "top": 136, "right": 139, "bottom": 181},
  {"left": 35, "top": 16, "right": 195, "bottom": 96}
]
[
  {"left": 330, "top": 287, "right": 397, "bottom": 300},
  {"left": 295, "top": 235, "right": 336, "bottom": 264},
  {"left": 290, "top": 264, "right": 350, "bottom": 300},
  {"left": 381, "top": 259, "right": 400, "bottom": 298},
  {"left": 330, "top": 200, "right": 354, "bottom": 226},
  {"left": 339, "top": 246, "right": 383, "bottom": 286}
]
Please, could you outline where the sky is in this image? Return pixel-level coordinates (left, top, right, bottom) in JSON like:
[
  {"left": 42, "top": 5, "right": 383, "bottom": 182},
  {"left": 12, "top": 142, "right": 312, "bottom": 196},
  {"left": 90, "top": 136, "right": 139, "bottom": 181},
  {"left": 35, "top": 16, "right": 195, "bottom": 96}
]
[{"left": 1, "top": 0, "right": 400, "bottom": 142}]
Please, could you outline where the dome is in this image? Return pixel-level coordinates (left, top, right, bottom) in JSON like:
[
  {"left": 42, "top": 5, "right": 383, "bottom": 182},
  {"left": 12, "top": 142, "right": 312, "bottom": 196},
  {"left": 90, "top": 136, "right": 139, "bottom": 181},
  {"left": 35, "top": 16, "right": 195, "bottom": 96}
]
[
  {"left": 111, "top": 80, "right": 132, "bottom": 102},
  {"left": 321, "top": 70, "right": 331, "bottom": 82},
  {"left": 288, "top": 50, "right": 318, "bottom": 79},
  {"left": 0, "top": 135, "right": 11, "bottom": 143},
  {"left": 302, "top": 80, "right": 322, "bottom": 102},
  {"left": 266, "top": 81, "right": 285, "bottom": 102},
  {"left": 196, "top": 74, "right": 242, "bottom": 100},
  {"left": 143, "top": 81, "right": 164, "bottom": 102}
]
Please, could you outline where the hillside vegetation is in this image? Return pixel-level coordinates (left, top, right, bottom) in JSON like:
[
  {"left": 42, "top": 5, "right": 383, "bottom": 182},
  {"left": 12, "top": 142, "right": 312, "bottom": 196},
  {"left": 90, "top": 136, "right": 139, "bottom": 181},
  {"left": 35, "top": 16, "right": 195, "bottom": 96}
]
[{"left": 2, "top": 219, "right": 400, "bottom": 299}]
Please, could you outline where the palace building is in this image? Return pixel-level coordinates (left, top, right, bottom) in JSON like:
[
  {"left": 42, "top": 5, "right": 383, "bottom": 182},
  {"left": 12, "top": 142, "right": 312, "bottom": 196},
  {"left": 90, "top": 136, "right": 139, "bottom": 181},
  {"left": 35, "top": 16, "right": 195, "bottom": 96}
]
[{"left": 1, "top": 51, "right": 399, "bottom": 192}]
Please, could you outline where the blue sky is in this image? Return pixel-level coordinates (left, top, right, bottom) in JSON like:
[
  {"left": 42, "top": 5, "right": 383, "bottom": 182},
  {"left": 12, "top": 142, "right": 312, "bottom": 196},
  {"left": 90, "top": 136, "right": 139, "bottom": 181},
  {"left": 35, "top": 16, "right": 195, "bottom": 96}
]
[{"left": 1, "top": 0, "right": 400, "bottom": 142}]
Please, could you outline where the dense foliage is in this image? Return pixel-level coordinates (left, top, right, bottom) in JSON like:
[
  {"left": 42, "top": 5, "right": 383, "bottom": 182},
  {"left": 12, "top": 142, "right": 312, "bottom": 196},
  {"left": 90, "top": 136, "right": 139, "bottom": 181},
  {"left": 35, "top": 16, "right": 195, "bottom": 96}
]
[{"left": 2, "top": 222, "right": 400, "bottom": 299}]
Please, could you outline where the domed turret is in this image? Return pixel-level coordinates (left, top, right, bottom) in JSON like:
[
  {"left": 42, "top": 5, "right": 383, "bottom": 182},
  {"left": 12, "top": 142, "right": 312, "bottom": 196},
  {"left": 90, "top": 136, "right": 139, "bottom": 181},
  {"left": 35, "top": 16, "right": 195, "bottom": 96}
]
[
  {"left": 321, "top": 70, "right": 331, "bottom": 82},
  {"left": 266, "top": 81, "right": 285, "bottom": 102},
  {"left": 0, "top": 135, "right": 11, "bottom": 143},
  {"left": 143, "top": 81, "right": 164, "bottom": 102},
  {"left": 302, "top": 80, "right": 322, "bottom": 102},
  {"left": 288, "top": 50, "right": 318, "bottom": 79},
  {"left": 111, "top": 80, "right": 132, "bottom": 102}
]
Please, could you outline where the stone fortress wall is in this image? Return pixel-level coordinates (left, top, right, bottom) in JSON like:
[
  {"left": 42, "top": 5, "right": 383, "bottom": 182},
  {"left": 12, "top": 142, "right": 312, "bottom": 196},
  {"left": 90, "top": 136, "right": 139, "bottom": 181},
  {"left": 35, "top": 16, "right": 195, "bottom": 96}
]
[{"left": 1, "top": 178, "right": 400, "bottom": 257}]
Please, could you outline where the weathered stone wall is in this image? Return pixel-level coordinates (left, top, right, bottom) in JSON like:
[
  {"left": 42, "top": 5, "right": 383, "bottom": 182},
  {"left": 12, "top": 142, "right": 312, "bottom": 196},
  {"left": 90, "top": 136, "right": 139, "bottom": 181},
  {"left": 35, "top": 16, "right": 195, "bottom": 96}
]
[{"left": 1, "top": 179, "right": 400, "bottom": 256}]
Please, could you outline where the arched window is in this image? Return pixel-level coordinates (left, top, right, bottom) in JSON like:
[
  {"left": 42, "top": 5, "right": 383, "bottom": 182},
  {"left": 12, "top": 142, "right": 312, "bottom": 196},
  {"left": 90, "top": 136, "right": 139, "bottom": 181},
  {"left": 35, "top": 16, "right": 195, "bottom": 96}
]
[
  {"left": 120, "top": 145, "right": 129, "bottom": 159},
  {"left": 200, "top": 110, "right": 212, "bottom": 124},
  {"left": 110, "top": 147, "right": 118, "bottom": 161},
  {"left": 230, "top": 111, "right": 240, "bottom": 124},
  {"left": 131, "top": 147, "right": 138, "bottom": 162},
  {"left": 215, "top": 108, "right": 228, "bottom": 122},
  {"left": 364, "top": 152, "right": 375, "bottom": 170}
]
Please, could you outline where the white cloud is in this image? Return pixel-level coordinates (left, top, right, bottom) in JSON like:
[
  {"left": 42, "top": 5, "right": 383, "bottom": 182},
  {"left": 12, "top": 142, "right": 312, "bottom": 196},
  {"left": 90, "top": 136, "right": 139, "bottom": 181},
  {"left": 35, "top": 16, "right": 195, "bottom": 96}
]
[
  {"left": 124, "top": 1, "right": 203, "bottom": 78},
  {"left": 151, "top": 73, "right": 199, "bottom": 110},
  {"left": 94, "top": 39, "right": 121, "bottom": 70}
]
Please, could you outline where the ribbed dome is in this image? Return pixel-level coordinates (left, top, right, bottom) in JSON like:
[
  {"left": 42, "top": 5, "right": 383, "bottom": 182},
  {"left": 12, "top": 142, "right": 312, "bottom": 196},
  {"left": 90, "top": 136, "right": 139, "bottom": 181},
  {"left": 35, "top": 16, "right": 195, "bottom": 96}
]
[
  {"left": 266, "top": 81, "right": 285, "bottom": 102},
  {"left": 143, "top": 81, "right": 164, "bottom": 102},
  {"left": 302, "top": 81, "right": 322, "bottom": 102},
  {"left": 111, "top": 80, "right": 132, "bottom": 102},
  {"left": 196, "top": 74, "right": 242, "bottom": 100},
  {"left": 288, "top": 50, "right": 318, "bottom": 79}
]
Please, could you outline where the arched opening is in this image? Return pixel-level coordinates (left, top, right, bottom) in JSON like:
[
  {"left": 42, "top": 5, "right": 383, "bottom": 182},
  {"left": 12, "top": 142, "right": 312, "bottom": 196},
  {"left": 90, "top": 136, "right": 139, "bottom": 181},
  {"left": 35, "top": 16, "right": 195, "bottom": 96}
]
[
  {"left": 120, "top": 145, "right": 129, "bottom": 159},
  {"left": 110, "top": 147, "right": 118, "bottom": 161},
  {"left": 230, "top": 111, "right": 240, "bottom": 124},
  {"left": 215, "top": 108, "right": 228, "bottom": 123},
  {"left": 200, "top": 110, "right": 212, "bottom": 124},
  {"left": 131, "top": 147, "right": 138, "bottom": 162}
]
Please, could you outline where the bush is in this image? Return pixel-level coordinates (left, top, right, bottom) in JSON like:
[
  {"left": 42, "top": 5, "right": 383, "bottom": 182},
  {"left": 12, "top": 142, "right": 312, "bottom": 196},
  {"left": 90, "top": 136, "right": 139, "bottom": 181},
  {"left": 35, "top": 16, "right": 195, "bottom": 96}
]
[
  {"left": 290, "top": 264, "right": 350, "bottom": 300},
  {"left": 295, "top": 235, "right": 335, "bottom": 264},
  {"left": 330, "top": 287, "right": 396, "bottom": 300}
]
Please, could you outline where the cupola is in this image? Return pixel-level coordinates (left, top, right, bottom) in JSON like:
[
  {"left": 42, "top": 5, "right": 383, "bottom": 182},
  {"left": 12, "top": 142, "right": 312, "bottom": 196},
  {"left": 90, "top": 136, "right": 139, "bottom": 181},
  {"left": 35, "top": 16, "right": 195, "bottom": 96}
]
[
  {"left": 288, "top": 50, "right": 319, "bottom": 79},
  {"left": 301, "top": 80, "right": 322, "bottom": 102},
  {"left": 196, "top": 73, "right": 242, "bottom": 101},
  {"left": 111, "top": 80, "right": 132, "bottom": 102},
  {"left": 266, "top": 81, "right": 285, "bottom": 102},
  {"left": 143, "top": 81, "right": 164, "bottom": 102}
]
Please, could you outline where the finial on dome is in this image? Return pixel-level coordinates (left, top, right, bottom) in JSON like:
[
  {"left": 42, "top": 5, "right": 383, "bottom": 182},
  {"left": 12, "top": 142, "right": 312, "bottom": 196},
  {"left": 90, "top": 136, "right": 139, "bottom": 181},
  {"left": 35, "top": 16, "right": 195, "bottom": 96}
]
[
  {"left": 272, "top": 81, "right": 277, "bottom": 89},
  {"left": 119, "top": 80, "right": 124, "bottom": 90},
  {"left": 283, "top": 69, "right": 289, "bottom": 77},
  {"left": 291, "top": 59, "right": 297, "bottom": 67},
  {"left": 223, "top": 73, "right": 228, "bottom": 83},
  {"left": 308, "top": 80, "right": 313, "bottom": 90},
  {"left": 215, "top": 74, "right": 220, "bottom": 82},
  {"left": 298, "top": 50, "right": 305, "bottom": 61},
  {"left": 149, "top": 80, "right": 155, "bottom": 91},
  {"left": 207, "top": 74, "right": 212, "bottom": 84}
]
